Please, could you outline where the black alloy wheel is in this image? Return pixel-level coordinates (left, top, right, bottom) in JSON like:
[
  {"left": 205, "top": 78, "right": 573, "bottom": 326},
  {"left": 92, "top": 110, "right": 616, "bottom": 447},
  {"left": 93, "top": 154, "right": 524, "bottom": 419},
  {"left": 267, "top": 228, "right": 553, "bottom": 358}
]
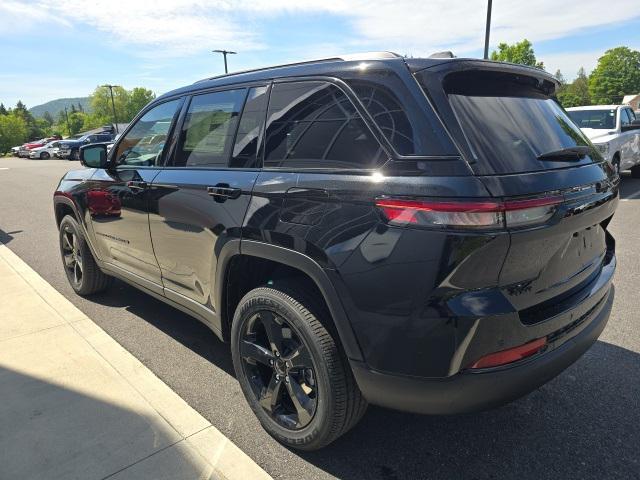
[
  {"left": 61, "top": 224, "right": 84, "bottom": 289},
  {"left": 231, "top": 283, "right": 367, "bottom": 450},
  {"left": 240, "top": 309, "right": 318, "bottom": 430},
  {"left": 58, "top": 215, "right": 112, "bottom": 295}
]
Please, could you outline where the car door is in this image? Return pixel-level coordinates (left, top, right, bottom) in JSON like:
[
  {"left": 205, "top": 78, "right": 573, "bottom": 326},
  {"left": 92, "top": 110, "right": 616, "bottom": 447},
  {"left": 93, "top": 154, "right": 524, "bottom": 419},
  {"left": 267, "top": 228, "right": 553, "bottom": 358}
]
[
  {"left": 87, "top": 98, "right": 182, "bottom": 292},
  {"left": 619, "top": 108, "right": 635, "bottom": 169},
  {"left": 148, "top": 86, "right": 266, "bottom": 330},
  {"left": 624, "top": 108, "right": 640, "bottom": 166}
]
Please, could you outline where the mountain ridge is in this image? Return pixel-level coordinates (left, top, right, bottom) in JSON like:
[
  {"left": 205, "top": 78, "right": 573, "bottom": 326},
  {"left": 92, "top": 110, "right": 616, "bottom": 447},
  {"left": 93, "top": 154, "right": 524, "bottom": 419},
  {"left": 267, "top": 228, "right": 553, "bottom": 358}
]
[{"left": 29, "top": 97, "right": 91, "bottom": 118}]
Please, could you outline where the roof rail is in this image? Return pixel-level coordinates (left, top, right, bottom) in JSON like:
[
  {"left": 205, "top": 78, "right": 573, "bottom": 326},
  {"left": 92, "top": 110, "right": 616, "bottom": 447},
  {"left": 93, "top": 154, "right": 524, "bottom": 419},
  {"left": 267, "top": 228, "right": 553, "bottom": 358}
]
[{"left": 194, "top": 51, "right": 402, "bottom": 84}]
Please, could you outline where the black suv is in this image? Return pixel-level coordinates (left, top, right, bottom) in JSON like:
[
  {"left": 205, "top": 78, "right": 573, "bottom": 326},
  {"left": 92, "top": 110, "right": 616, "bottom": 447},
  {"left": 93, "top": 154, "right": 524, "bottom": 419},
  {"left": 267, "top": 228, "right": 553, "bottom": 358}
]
[
  {"left": 57, "top": 131, "right": 115, "bottom": 160},
  {"left": 54, "top": 52, "right": 618, "bottom": 450}
]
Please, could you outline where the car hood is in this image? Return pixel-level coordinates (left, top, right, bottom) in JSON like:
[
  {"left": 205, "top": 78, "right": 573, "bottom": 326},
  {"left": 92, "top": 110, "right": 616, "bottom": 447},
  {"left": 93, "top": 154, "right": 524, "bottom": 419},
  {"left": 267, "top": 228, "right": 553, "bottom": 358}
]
[{"left": 580, "top": 128, "right": 617, "bottom": 143}]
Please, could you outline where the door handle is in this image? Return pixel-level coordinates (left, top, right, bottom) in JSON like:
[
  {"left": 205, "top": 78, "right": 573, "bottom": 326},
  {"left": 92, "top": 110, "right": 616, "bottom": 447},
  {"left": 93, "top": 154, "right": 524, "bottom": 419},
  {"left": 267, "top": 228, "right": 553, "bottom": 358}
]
[
  {"left": 207, "top": 184, "right": 241, "bottom": 200},
  {"left": 127, "top": 181, "right": 148, "bottom": 191}
]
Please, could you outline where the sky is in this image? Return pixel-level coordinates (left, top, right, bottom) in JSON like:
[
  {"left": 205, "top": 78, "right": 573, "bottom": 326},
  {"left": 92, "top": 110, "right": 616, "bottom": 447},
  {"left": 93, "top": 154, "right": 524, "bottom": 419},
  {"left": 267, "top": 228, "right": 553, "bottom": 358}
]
[{"left": 1, "top": 0, "right": 640, "bottom": 108}]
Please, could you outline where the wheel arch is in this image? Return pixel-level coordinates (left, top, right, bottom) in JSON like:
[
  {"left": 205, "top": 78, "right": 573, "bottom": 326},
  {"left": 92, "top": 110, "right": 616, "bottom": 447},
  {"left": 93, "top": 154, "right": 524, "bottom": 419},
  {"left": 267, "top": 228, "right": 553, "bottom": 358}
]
[{"left": 216, "top": 240, "right": 364, "bottom": 362}]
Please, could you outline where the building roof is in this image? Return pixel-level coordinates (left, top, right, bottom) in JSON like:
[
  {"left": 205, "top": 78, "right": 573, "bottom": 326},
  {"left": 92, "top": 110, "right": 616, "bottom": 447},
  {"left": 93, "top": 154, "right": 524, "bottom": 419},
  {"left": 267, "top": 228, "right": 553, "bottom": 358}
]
[{"left": 622, "top": 94, "right": 640, "bottom": 104}]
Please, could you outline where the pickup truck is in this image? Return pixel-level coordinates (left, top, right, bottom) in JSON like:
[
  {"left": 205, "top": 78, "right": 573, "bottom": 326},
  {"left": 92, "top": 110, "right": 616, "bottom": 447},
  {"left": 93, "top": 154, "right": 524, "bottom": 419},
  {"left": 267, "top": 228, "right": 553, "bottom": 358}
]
[
  {"left": 567, "top": 105, "right": 640, "bottom": 176},
  {"left": 56, "top": 132, "right": 114, "bottom": 160}
]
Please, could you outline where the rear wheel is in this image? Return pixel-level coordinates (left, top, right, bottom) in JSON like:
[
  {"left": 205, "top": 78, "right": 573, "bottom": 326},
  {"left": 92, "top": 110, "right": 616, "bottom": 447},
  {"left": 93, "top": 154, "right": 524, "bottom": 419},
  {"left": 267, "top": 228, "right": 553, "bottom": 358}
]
[
  {"left": 58, "top": 215, "right": 112, "bottom": 295},
  {"left": 231, "top": 283, "right": 367, "bottom": 450}
]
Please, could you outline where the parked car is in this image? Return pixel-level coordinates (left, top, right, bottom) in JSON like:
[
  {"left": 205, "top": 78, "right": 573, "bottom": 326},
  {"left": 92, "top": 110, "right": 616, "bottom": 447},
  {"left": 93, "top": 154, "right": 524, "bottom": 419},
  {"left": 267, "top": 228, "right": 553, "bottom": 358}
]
[
  {"left": 29, "top": 141, "right": 60, "bottom": 159},
  {"left": 16, "top": 136, "right": 62, "bottom": 157},
  {"left": 57, "top": 132, "right": 114, "bottom": 160},
  {"left": 54, "top": 53, "right": 618, "bottom": 450},
  {"left": 567, "top": 105, "right": 640, "bottom": 176}
]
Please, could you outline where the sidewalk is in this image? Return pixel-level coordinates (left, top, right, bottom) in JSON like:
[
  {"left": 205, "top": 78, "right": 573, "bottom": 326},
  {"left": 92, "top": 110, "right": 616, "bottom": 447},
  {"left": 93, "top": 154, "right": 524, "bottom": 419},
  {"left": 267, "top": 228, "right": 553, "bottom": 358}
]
[{"left": 0, "top": 242, "right": 272, "bottom": 480}]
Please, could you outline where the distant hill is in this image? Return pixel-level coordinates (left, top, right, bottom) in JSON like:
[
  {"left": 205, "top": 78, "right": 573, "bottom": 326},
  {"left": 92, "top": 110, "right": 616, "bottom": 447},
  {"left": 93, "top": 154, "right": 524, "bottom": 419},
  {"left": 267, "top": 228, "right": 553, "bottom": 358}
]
[{"left": 29, "top": 97, "right": 91, "bottom": 118}]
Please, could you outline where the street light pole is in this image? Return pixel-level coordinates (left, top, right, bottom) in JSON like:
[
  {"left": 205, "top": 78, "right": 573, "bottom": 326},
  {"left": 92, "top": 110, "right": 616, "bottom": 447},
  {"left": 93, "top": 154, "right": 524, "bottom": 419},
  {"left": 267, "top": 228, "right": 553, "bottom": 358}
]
[
  {"left": 483, "top": 0, "right": 493, "bottom": 59},
  {"left": 212, "top": 49, "right": 237, "bottom": 74},
  {"left": 101, "top": 84, "right": 121, "bottom": 134}
]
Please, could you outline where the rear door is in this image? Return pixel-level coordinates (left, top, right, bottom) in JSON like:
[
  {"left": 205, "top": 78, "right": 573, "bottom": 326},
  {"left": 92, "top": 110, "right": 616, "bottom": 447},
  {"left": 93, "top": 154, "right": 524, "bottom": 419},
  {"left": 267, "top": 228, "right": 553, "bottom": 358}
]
[
  {"left": 415, "top": 65, "right": 618, "bottom": 315},
  {"left": 148, "top": 85, "right": 267, "bottom": 329}
]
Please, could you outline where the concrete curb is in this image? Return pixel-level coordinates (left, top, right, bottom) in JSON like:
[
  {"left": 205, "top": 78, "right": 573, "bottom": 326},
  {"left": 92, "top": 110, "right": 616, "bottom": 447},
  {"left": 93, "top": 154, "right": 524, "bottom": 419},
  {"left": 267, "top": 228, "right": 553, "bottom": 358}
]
[{"left": 0, "top": 242, "right": 272, "bottom": 480}]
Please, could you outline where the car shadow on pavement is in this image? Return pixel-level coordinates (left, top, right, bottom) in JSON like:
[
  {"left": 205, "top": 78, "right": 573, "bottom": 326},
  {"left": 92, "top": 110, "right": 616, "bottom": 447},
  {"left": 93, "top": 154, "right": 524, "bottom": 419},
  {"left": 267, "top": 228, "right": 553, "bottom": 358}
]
[
  {"left": 619, "top": 172, "right": 640, "bottom": 199},
  {"left": 298, "top": 340, "right": 640, "bottom": 480},
  {"left": 88, "top": 278, "right": 236, "bottom": 377}
]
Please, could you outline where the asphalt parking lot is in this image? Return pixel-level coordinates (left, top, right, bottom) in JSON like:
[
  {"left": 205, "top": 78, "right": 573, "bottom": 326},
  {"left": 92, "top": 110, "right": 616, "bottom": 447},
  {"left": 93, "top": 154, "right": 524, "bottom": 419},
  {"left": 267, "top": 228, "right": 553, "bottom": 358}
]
[{"left": 1, "top": 156, "right": 639, "bottom": 480}]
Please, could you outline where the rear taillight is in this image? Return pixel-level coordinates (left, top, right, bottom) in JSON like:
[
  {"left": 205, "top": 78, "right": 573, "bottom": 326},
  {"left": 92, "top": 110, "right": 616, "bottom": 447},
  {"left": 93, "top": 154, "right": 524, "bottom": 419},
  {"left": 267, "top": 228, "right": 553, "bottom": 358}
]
[
  {"left": 467, "top": 337, "right": 547, "bottom": 369},
  {"left": 376, "top": 195, "right": 563, "bottom": 230}
]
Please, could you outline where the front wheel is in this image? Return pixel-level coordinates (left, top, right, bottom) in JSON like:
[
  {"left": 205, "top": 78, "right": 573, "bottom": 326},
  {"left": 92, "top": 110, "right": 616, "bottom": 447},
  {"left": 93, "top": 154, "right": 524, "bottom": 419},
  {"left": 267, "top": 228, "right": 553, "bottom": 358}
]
[
  {"left": 231, "top": 283, "right": 367, "bottom": 450},
  {"left": 631, "top": 164, "right": 640, "bottom": 178},
  {"left": 40, "top": 151, "right": 50, "bottom": 159},
  {"left": 58, "top": 215, "right": 112, "bottom": 295},
  {"left": 70, "top": 149, "right": 79, "bottom": 160}
]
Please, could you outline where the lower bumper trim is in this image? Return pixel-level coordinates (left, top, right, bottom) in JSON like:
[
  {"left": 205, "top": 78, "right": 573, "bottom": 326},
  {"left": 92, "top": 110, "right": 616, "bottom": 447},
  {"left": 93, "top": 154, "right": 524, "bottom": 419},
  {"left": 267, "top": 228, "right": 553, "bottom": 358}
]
[{"left": 351, "top": 285, "right": 613, "bottom": 415}]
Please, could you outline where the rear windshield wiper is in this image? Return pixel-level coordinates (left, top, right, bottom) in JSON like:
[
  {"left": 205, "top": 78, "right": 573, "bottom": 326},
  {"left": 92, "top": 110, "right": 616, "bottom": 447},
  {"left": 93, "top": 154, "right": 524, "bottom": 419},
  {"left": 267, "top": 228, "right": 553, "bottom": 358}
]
[{"left": 537, "top": 145, "right": 591, "bottom": 161}]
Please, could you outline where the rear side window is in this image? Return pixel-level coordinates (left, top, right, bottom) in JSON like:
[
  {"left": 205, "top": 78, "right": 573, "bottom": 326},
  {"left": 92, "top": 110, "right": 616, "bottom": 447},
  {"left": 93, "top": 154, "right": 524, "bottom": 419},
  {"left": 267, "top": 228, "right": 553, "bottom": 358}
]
[
  {"left": 174, "top": 89, "right": 245, "bottom": 167},
  {"left": 230, "top": 86, "right": 268, "bottom": 168},
  {"left": 437, "top": 70, "right": 596, "bottom": 175},
  {"left": 264, "top": 81, "right": 385, "bottom": 170}
]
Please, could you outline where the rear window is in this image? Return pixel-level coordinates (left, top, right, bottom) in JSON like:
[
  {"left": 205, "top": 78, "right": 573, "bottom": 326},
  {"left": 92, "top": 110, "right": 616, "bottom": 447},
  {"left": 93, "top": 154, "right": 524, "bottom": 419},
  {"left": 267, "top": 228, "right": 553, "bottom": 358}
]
[
  {"left": 567, "top": 109, "right": 616, "bottom": 130},
  {"left": 435, "top": 70, "right": 596, "bottom": 175}
]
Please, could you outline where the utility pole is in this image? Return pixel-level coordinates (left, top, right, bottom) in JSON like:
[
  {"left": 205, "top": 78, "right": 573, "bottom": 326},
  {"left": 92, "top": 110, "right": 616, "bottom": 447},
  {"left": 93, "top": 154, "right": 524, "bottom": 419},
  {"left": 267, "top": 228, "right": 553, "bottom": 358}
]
[
  {"left": 101, "top": 84, "right": 121, "bottom": 133},
  {"left": 63, "top": 106, "right": 71, "bottom": 136},
  {"left": 483, "top": 0, "right": 493, "bottom": 59},
  {"left": 212, "top": 49, "right": 237, "bottom": 74}
]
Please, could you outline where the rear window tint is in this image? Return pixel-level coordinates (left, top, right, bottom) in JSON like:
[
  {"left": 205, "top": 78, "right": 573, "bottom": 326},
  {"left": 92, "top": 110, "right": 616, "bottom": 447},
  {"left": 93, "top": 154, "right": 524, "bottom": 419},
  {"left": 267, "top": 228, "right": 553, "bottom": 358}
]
[{"left": 424, "top": 70, "right": 597, "bottom": 175}]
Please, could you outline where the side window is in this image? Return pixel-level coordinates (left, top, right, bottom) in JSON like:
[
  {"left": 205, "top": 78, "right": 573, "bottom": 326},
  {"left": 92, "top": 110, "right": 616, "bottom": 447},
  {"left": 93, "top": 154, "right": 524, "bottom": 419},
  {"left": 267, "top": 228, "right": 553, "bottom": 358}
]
[
  {"left": 264, "top": 81, "right": 385, "bottom": 170},
  {"left": 620, "top": 108, "right": 631, "bottom": 127},
  {"left": 230, "top": 86, "right": 268, "bottom": 168},
  {"left": 629, "top": 109, "right": 637, "bottom": 121},
  {"left": 174, "top": 89, "right": 246, "bottom": 167},
  {"left": 114, "top": 99, "right": 180, "bottom": 167}
]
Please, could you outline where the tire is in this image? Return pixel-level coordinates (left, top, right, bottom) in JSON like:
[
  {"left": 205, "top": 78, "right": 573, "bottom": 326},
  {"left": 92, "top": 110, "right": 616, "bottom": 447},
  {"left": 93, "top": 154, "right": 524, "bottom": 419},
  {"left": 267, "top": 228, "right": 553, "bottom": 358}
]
[
  {"left": 612, "top": 154, "right": 621, "bottom": 176},
  {"left": 71, "top": 149, "right": 79, "bottom": 160},
  {"left": 631, "top": 165, "right": 640, "bottom": 179},
  {"left": 58, "top": 215, "right": 112, "bottom": 295},
  {"left": 40, "top": 151, "right": 50, "bottom": 159},
  {"left": 231, "top": 282, "right": 367, "bottom": 451}
]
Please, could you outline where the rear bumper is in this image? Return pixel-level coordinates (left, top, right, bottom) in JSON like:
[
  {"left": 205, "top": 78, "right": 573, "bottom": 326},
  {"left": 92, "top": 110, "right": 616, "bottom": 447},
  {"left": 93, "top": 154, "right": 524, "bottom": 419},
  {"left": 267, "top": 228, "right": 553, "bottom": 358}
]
[{"left": 351, "top": 284, "right": 613, "bottom": 415}]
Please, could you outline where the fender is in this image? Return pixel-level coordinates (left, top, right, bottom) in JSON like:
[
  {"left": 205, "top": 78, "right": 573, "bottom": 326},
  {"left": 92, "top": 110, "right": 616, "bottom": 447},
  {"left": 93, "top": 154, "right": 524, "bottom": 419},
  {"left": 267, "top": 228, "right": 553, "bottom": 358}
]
[
  {"left": 215, "top": 239, "right": 364, "bottom": 362},
  {"left": 53, "top": 191, "right": 102, "bottom": 262}
]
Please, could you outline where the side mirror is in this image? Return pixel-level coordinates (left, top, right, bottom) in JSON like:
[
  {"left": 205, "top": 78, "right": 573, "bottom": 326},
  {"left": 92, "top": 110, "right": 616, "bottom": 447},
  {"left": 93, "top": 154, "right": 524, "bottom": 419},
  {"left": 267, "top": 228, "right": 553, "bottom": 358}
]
[{"left": 80, "top": 144, "right": 108, "bottom": 168}]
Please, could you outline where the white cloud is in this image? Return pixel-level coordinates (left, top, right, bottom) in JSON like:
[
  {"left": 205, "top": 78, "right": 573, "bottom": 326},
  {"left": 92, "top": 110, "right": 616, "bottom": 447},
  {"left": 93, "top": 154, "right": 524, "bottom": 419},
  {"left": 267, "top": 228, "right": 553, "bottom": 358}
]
[{"left": 11, "top": 0, "right": 639, "bottom": 59}]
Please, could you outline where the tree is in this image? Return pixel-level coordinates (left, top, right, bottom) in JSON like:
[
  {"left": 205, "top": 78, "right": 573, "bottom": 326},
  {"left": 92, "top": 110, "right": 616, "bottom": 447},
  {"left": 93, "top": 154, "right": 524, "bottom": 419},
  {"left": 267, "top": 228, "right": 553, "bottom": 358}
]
[
  {"left": 77, "top": 102, "right": 84, "bottom": 113},
  {"left": 70, "top": 104, "right": 77, "bottom": 114},
  {"left": 43, "top": 111, "right": 54, "bottom": 126},
  {"left": 68, "top": 112, "right": 86, "bottom": 135},
  {"left": 556, "top": 67, "right": 591, "bottom": 108},
  {"left": 0, "top": 113, "right": 28, "bottom": 154},
  {"left": 490, "top": 39, "right": 544, "bottom": 69},
  {"left": 0, "top": 103, "right": 7, "bottom": 115},
  {"left": 589, "top": 47, "right": 640, "bottom": 104},
  {"left": 554, "top": 69, "right": 565, "bottom": 84},
  {"left": 90, "top": 86, "right": 129, "bottom": 126},
  {"left": 126, "top": 87, "right": 155, "bottom": 121}
]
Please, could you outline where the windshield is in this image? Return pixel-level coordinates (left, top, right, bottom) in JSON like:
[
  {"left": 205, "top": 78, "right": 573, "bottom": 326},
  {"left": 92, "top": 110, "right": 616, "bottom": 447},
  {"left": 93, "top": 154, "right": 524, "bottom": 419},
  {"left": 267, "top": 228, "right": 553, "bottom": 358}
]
[
  {"left": 425, "top": 70, "right": 597, "bottom": 175},
  {"left": 567, "top": 109, "right": 616, "bottom": 130}
]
